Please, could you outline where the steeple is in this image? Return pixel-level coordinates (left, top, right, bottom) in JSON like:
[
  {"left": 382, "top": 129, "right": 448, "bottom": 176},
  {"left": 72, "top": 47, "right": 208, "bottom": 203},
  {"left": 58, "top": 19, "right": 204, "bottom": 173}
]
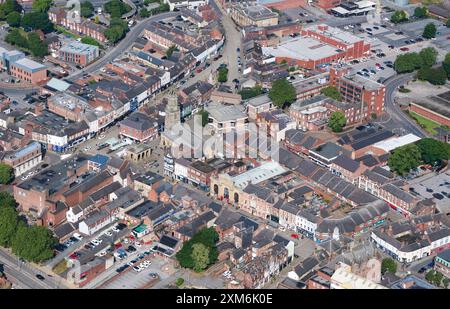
[{"left": 164, "top": 89, "right": 180, "bottom": 132}]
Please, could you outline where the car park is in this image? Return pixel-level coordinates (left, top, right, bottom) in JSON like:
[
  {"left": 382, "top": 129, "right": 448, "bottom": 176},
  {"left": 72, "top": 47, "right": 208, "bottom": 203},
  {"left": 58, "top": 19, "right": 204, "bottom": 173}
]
[{"left": 133, "top": 266, "right": 142, "bottom": 272}]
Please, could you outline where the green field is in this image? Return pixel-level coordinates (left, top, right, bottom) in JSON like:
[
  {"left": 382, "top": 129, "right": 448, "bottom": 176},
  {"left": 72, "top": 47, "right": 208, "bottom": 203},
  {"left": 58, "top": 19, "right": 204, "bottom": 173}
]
[{"left": 408, "top": 111, "right": 440, "bottom": 135}]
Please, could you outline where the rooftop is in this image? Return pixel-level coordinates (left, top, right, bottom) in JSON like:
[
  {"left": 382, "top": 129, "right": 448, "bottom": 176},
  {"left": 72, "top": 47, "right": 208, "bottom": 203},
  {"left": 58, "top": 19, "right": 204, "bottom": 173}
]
[
  {"left": 262, "top": 37, "right": 342, "bottom": 62},
  {"left": 232, "top": 161, "right": 287, "bottom": 190}
]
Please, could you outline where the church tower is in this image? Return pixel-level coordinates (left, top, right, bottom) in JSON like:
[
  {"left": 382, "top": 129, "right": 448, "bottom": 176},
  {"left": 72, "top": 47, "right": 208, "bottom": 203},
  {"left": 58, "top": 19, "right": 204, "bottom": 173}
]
[{"left": 164, "top": 90, "right": 180, "bottom": 132}]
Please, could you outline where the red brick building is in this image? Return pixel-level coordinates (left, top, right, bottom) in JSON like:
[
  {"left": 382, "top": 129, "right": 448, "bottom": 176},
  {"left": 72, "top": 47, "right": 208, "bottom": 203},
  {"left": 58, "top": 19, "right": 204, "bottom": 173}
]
[
  {"left": 314, "top": 0, "right": 342, "bottom": 10},
  {"left": 119, "top": 112, "right": 158, "bottom": 143},
  {"left": 330, "top": 66, "right": 385, "bottom": 118},
  {"left": 10, "top": 58, "right": 47, "bottom": 84}
]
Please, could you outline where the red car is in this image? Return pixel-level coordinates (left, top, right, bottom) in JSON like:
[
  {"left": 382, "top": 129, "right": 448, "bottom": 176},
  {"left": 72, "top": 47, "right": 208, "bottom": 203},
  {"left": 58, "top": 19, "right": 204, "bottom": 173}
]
[
  {"left": 196, "top": 68, "right": 202, "bottom": 73},
  {"left": 291, "top": 233, "right": 299, "bottom": 239},
  {"left": 400, "top": 47, "right": 409, "bottom": 51},
  {"left": 114, "top": 242, "right": 122, "bottom": 249}
]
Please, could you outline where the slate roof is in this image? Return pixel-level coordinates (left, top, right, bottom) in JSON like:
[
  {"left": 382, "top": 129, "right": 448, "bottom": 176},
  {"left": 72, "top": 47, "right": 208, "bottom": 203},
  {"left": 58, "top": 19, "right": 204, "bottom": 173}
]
[{"left": 332, "top": 155, "right": 360, "bottom": 172}]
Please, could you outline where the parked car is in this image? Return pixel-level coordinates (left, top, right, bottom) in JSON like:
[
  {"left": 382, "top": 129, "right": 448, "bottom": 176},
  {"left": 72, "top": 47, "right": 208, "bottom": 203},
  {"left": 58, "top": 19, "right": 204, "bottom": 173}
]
[{"left": 36, "top": 274, "right": 45, "bottom": 280}]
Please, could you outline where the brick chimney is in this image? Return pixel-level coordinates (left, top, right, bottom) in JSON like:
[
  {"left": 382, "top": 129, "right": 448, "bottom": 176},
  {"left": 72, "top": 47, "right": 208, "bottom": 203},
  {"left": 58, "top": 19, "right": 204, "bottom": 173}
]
[{"left": 34, "top": 103, "right": 44, "bottom": 115}]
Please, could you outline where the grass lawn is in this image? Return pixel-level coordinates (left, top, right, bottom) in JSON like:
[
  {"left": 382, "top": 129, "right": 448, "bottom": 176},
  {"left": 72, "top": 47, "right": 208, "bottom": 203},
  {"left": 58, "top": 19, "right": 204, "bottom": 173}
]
[
  {"left": 52, "top": 259, "right": 68, "bottom": 275},
  {"left": 55, "top": 25, "right": 81, "bottom": 39},
  {"left": 408, "top": 111, "right": 440, "bottom": 135}
]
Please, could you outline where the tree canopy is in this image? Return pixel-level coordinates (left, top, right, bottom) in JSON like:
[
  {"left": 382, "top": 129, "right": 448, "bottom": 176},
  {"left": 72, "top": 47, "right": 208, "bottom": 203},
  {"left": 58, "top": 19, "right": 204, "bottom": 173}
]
[
  {"left": 239, "top": 85, "right": 263, "bottom": 100},
  {"left": 388, "top": 144, "right": 422, "bottom": 176},
  {"left": 413, "top": 7, "right": 428, "bottom": 18},
  {"left": 5, "top": 29, "right": 48, "bottom": 58},
  {"left": 21, "top": 11, "right": 54, "bottom": 33},
  {"left": 81, "top": 36, "right": 102, "bottom": 48},
  {"left": 0, "top": 206, "right": 18, "bottom": 247},
  {"left": 381, "top": 258, "right": 397, "bottom": 274},
  {"left": 104, "top": 18, "right": 128, "bottom": 44},
  {"left": 80, "top": 1, "right": 94, "bottom": 18},
  {"left": 0, "top": 0, "right": 22, "bottom": 19},
  {"left": 175, "top": 227, "right": 218, "bottom": 271},
  {"left": 11, "top": 223, "right": 56, "bottom": 263},
  {"left": 268, "top": 78, "right": 296, "bottom": 108},
  {"left": 417, "top": 67, "right": 447, "bottom": 85},
  {"left": 416, "top": 138, "right": 450, "bottom": 164},
  {"left": 422, "top": 23, "right": 437, "bottom": 39},
  {"left": 0, "top": 192, "right": 16, "bottom": 209},
  {"left": 328, "top": 111, "right": 346, "bottom": 133},
  {"left": 32, "top": 0, "right": 52, "bottom": 12},
  {"left": 6, "top": 11, "right": 21, "bottom": 27},
  {"left": 199, "top": 109, "right": 209, "bottom": 127},
  {"left": 419, "top": 47, "right": 438, "bottom": 68},
  {"left": 104, "top": 0, "right": 132, "bottom": 19},
  {"left": 391, "top": 10, "right": 408, "bottom": 23},
  {"left": 140, "top": 8, "right": 150, "bottom": 18},
  {"left": 320, "top": 86, "right": 342, "bottom": 101},
  {"left": 0, "top": 163, "right": 14, "bottom": 185},
  {"left": 218, "top": 67, "right": 228, "bottom": 83},
  {"left": 191, "top": 243, "right": 210, "bottom": 272},
  {"left": 394, "top": 47, "right": 438, "bottom": 74},
  {"left": 443, "top": 52, "right": 450, "bottom": 79}
]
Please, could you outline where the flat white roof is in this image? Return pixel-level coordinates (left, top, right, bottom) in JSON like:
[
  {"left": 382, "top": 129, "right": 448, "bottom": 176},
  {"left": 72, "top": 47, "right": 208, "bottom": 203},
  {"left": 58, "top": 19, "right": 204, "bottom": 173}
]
[
  {"left": 262, "top": 37, "right": 341, "bottom": 61},
  {"left": 308, "top": 24, "right": 361, "bottom": 45},
  {"left": 232, "top": 161, "right": 286, "bottom": 190},
  {"left": 373, "top": 134, "right": 421, "bottom": 152},
  {"left": 331, "top": 267, "right": 387, "bottom": 289},
  {"left": 356, "top": 0, "right": 376, "bottom": 8},
  {"left": 13, "top": 58, "right": 46, "bottom": 72},
  {"left": 331, "top": 7, "right": 350, "bottom": 14}
]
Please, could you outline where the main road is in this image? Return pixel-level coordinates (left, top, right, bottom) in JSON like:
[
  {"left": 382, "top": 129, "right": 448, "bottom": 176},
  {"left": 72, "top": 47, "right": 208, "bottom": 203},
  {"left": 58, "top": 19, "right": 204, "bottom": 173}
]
[
  {"left": 0, "top": 248, "right": 68, "bottom": 289},
  {"left": 382, "top": 73, "right": 427, "bottom": 138},
  {"left": 66, "top": 11, "right": 178, "bottom": 82}
]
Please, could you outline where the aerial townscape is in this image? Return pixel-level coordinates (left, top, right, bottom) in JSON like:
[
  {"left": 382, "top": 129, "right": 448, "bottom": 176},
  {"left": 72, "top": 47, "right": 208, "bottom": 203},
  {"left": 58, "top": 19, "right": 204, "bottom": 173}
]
[{"left": 0, "top": 0, "right": 449, "bottom": 292}]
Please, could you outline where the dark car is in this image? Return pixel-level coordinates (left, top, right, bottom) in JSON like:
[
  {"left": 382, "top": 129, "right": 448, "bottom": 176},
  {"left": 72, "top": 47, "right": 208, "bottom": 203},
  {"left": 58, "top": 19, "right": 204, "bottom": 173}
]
[
  {"left": 36, "top": 274, "right": 45, "bottom": 280},
  {"left": 416, "top": 37, "right": 423, "bottom": 42},
  {"left": 149, "top": 273, "right": 158, "bottom": 279},
  {"left": 126, "top": 245, "right": 136, "bottom": 253},
  {"left": 117, "top": 223, "right": 127, "bottom": 230}
]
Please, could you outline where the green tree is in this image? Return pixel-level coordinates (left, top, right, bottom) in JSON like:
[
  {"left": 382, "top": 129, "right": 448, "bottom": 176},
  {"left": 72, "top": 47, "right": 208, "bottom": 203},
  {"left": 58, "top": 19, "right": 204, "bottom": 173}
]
[
  {"left": 104, "top": 0, "right": 132, "bottom": 19},
  {"left": 320, "top": 86, "right": 342, "bottom": 101},
  {"left": 80, "top": 1, "right": 94, "bottom": 18},
  {"left": 0, "top": 192, "right": 16, "bottom": 209},
  {"left": 0, "top": 163, "right": 14, "bottom": 185},
  {"left": 191, "top": 243, "right": 210, "bottom": 272},
  {"left": 6, "top": 11, "right": 21, "bottom": 27},
  {"left": 413, "top": 6, "right": 428, "bottom": 18},
  {"left": 394, "top": 52, "right": 423, "bottom": 73},
  {"left": 199, "top": 109, "right": 209, "bottom": 127},
  {"left": 328, "top": 111, "right": 346, "bottom": 132},
  {"left": 388, "top": 144, "right": 422, "bottom": 176},
  {"left": 416, "top": 138, "right": 450, "bottom": 164},
  {"left": 381, "top": 258, "right": 397, "bottom": 274},
  {"left": 175, "top": 277, "right": 184, "bottom": 286},
  {"left": 32, "top": 0, "right": 52, "bottom": 12},
  {"left": 268, "top": 78, "right": 296, "bottom": 108},
  {"left": 21, "top": 12, "right": 54, "bottom": 33},
  {"left": 239, "top": 85, "right": 263, "bottom": 100},
  {"left": 5, "top": 28, "right": 29, "bottom": 49},
  {"left": 434, "top": 271, "right": 443, "bottom": 287},
  {"left": 425, "top": 269, "right": 435, "bottom": 283},
  {"left": 422, "top": 23, "right": 437, "bottom": 39},
  {"left": 166, "top": 45, "right": 177, "bottom": 58},
  {"left": 417, "top": 67, "right": 448, "bottom": 85},
  {"left": 419, "top": 47, "right": 437, "bottom": 68},
  {"left": 443, "top": 278, "right": 449, "bottom": 289},
  {"left": 447, "top": 16, "right": 450, "bottom": 28},
  {"left": 175, "top": 227, "right": 218, "bottom": 270},
  {"left": 0, "top": 206, "right": 18, "bottom": 247},
  {"left": 218, "top": 67, "right": 228, "bottom": 83},
  {"left": 391, "top": 10, "right": 408, "bottom": 23},
  {"left": 140, "top": 8, "right": 149, "bottom": 18},
  {"left": 81, "top": 36, "right": 102, "bottom": 48},
  {"left": 443, "top": 52, "right": 450, "bottom": 78},
  {"left": 27, "top": 32, "right": 49, "bottom": 58},
  {"left": 11, "top": 223, "right": 56, "bottom": 263},
  {"left": 0, "top": 0, "right": 22, "bottom": 18}
]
